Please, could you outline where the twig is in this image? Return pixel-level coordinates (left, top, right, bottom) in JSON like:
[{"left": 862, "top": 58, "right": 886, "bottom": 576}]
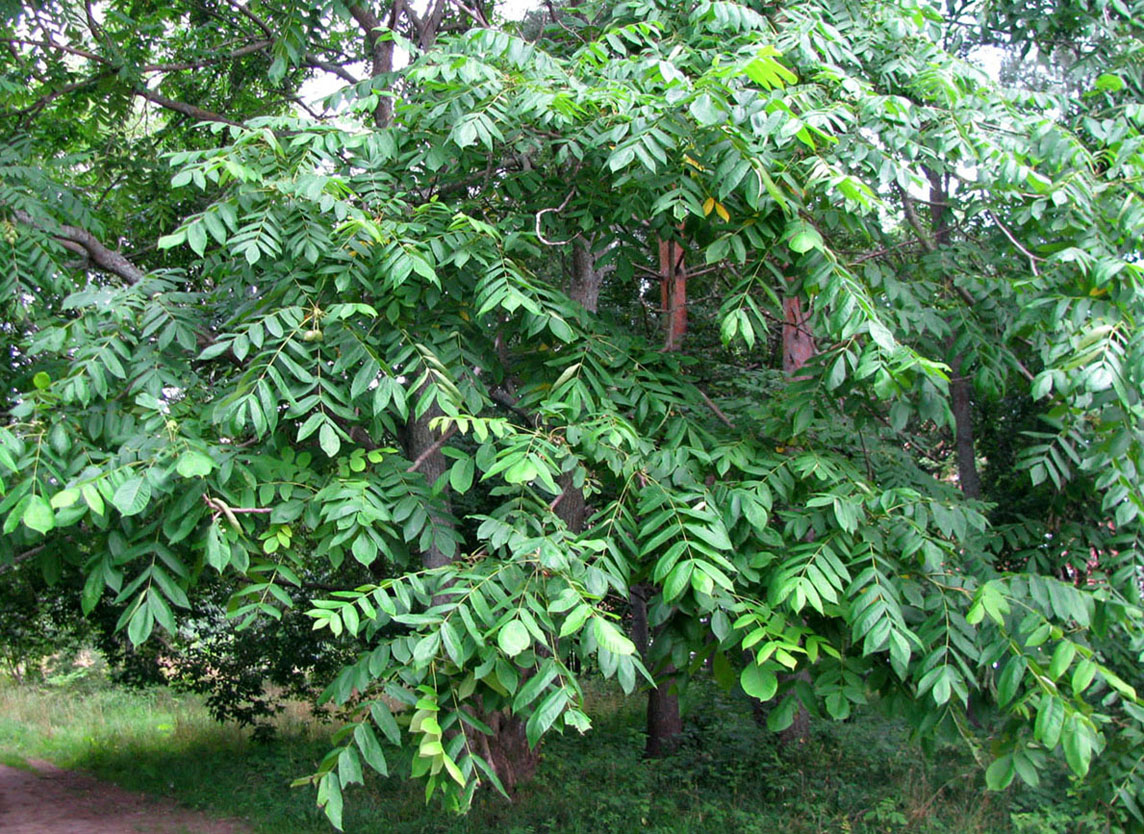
[
  {"left": 406, "top": 425, "right": 458, "bottom": 474},
  {"left": 697, "top": 388, "right": 735, "bottom": 428},
  {"left": 535, "top": 187, "right": 578, "bottom": 246},
  {"left": 203, "top": 494, "right": 272, "bottom": 529},
  {"left": 986, "top": 209, "right": 1042, "bottom": 276}
]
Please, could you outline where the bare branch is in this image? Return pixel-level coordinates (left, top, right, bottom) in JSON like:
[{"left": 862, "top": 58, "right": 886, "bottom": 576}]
[
  {"left": 986, "top": 209, "right": 1042, "bottom": 277},
  {"left": 305, "top": 54, "right": 361, "bottom": 85},
  {"left": 406, "top": 425, "right": 459, "bottom": 474},
  {"left": 536, "top": 188, "right": 578, "bottom": 246},
  {"left": 11, "top": 208, "right": 146, "bottom": 284},
  {"left": 133, "top": 88, "right": 243, "bottom": 127}
]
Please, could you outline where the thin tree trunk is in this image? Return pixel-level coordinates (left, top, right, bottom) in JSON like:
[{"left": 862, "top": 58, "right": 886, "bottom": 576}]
[
  {"left": 630, "top": 584, "right": 682, "bottom": 756},
  {"left": 925, "top": 170, "right": 983, "bottom": 501},
  {"left": 631, "top": 237, "right": 689, "bottom": 757},
  {"left": 402, "top": 385, "right": 452, "bottom": 570},
  {"left": 777, "top": 276, "right": 815, "bottom": 744},
  {"left": 659, "top": 237, "right": 687, "bottom": 351},
  {"left": 951, "top": 356, "right": 982, "bottom": 499}
]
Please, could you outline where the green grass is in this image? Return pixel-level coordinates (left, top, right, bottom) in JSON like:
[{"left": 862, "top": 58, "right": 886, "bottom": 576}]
[{"left": 0, "top": 664, "right": 1083, "bottom": 834}]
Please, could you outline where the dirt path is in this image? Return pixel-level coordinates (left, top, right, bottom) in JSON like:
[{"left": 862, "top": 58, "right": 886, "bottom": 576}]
[{"left": 0, "top": 760, "right": 250, "bottom": 833}]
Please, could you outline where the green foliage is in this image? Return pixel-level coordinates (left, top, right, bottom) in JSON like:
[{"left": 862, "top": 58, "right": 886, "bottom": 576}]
[{"left": 3, "top": 0, "right": 1144, "bottom": 827}]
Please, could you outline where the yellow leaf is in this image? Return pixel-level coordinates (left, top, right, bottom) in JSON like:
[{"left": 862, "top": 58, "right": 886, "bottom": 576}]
[
  {"left": 683, "top": 155, "right": 705, "bottom": 171},
  {"left": 715, "top": 202, "right": 730, "bottom": 222},
  {"left": 703, "top": 197, "right": 716, "bottom": 216}
]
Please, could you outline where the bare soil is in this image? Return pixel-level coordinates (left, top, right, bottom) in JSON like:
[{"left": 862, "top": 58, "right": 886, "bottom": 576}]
[{"left": 0, "top": 760, "right": 250, "bottom": 833}]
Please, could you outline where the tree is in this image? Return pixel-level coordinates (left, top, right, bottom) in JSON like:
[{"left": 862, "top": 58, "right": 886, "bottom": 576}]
[{"left": 3, "top": 0, "right": 1144, "bottom": 827}]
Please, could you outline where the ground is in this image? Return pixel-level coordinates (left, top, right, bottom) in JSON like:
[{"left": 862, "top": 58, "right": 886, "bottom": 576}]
[{"left": 0, "top": 760, "right": 249, "bottom": 834}]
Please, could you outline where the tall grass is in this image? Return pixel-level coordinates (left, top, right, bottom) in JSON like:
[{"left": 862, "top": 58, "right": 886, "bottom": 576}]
[{"left": 0, "top": 662, "right": 1090, "bottom": 834}]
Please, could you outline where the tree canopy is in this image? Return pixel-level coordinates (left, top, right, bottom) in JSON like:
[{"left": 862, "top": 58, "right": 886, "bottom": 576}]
[{"left": 3, "top": 0, "right": 1143, "bottom": 827}]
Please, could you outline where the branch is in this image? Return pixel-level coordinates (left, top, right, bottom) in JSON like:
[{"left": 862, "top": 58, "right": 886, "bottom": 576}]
[
  {"left": 221, "top": 0, "right": 275, "bottom": 39},
  {"left": 0, "top": 37, "right": 106, "bottom": 64},
  {"left": 986, "top": 209, "right": 1042, "bottom": 277},
  {"left": 133, "top": 88, "right": 243, "bottom": 127},
  {"left": 406, "top": 425, "right": 458, "bottom": 474},
  {"left": 697, "top": 388, "right": 735, "bottom": 428},
  {"left": 447, "top": 0, "right": 491, "bottom": 26},
  {"left": 145, "top": 40, "right": 272, "bottom": 72},
  {"left": 11, "top": 208, "right": 146, "bottom": 284},
  {"left": 305, "top": 54, "right": 360, "bottom": 85},
  {"left": 535, "top": 188, "right": 578, "bottom": 246},
  {"left": 896, "top": 184, "right": 937, "bottom": 254}
]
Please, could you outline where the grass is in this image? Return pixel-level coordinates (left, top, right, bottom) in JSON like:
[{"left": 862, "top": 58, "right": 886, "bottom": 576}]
[{"left": 0, "top": 660, "right": 1088, "bottom": 834}]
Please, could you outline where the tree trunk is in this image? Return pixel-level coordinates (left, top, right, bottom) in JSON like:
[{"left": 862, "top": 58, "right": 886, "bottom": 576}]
[
  {"left": 950, "top": 356, "right": 982, "bottom": 499},
  {"left": 782, "top": 295, "right": 816, "bottom": 377},
  {"left": 630, "top": 584, "right": 682, "bottom": 756},
  {"left": 469, "top": 707, "right": 540, "bottom": 795},
  {"left": 659, "top": 237, "right": 687, "bottom": 351},
  {"left": 926, "top": 169, "right": 982, "bottom": 502},
  {"left": 402, "top": 385, "right": 453, "bottom": 570},
  {"left": 465, "top": 233, "right": 601, "bottom": 794},
  {"left": 645, "top": 667, "right": 683, "bottom": 756},
  {"left": 631, "top": 236, "right": 688, "bottom": 756},
  {"left": 570, "top": 236, "right": 602, "bottom": 314},
  {"left": 778, "top": 280, "right": 815, "bottom": 744}
]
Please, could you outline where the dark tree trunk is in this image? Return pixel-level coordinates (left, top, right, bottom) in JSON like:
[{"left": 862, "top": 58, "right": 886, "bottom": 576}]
[
  {"left": 638, "top": 235, "right": 689, "bottom": 755},
  {"left": 469, "top": 708, "right": 541, "bottom": 794},
  {"left": 926, "top": 169, "right": 982, "bottom": 502},
  {"left": 348, "top": 2, "right": 400, "bottom": 127},
  {"left": 951, "top": 356, "right": 982, "bottom": 500},
  {"left": 570, "top": 236, "right": 602, "bottom": 314},
  {"left": 402, "top": 385, "right": 453, "bottom": 570},
  {"left": 630, "top": 584, "right": 683, "bottom": 756},
  {"left": 777, "top": 668, "right": 812, "bottom": 745},
  {"left": 645, "top": 669, "right": 683, "bottom": 756}
]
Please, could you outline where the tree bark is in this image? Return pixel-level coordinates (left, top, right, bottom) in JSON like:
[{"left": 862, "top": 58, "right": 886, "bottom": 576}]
[
  {"left": 570, "top": 236, "right": 602, "bottom": 314},
  {"left": 778, "top": 276, "right": 815, "bottom": 745},
  {"left": 950, "top": 358, "right": 981, "bottom": 498},
  {"left": 402, "top": 384, "right": 453, "bottom": 570},
  {"left": 630, "top": 234, "right": 688, "bottom": 756},
  {"left": 782, "top": 295, "right": 816, "bottom": 377},
  {"left": 348, "top": 1, "right": 401, "bottom": 127},
  {"left": 630, "top": 584, "right": 683, "bottom": 756},
  {"left": 659, "top": 237, "right": 686, "bottom": 351},
  {"left": 925, "top": 169, "right": 982, "bottom": 501},
  {"left": 469, "top": 707, "right": 540, "bottom": 794}
]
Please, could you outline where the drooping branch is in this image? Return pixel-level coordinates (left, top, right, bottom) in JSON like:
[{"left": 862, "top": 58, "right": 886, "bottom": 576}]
[{"left": 11, "top": 209, "right": 146, "bottom": 284}]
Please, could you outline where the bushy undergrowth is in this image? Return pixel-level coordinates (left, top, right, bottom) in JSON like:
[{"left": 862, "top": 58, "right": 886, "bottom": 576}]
[{"left": 0, "top": 662, "right": 1104, "bottom": 833}]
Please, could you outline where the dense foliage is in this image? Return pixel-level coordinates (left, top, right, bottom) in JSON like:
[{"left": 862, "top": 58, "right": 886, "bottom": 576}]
[{"left": 3, "top": 0, "right": 1143, "bottom": 827}]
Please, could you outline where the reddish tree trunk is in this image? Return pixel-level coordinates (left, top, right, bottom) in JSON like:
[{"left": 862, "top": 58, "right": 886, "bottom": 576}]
[
  {"left": 782, "top": 295, "right": 816, "bottom": 377},
  {"left": 778, "top": 283, "right": 815, "bottom": 744},
  {"left": 659, "top": 237, "right": 687, "bottom": 350},
  {"left": 468, "top": 708, "right": 540, "bottom": 795}
]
